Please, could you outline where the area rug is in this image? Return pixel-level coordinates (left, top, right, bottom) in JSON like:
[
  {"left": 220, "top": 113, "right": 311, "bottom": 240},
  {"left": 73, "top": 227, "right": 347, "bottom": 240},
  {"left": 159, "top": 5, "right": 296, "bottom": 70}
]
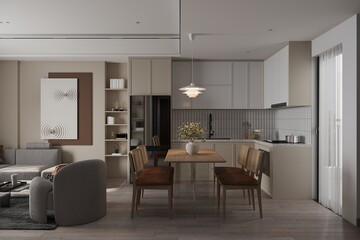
[{"left": 0, "top": 197, "right": 57, "bottom": 230}]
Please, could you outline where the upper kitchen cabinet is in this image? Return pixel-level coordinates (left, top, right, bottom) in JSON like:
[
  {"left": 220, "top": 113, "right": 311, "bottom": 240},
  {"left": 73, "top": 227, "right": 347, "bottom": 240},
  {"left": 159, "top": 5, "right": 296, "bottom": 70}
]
[
  {"left": 191, "top": 62, "right": 232, "bottom": 109},
  {"left": 233, "top": 62, "right": 264, "bottom": 109},
  {"left": 172, "top": 61, "right": 263, "bottom": 109},
  {"left": 264, "top": 42, "right": 311, "bottom": 108},
  {"left": 172, "top": 62, "right": 192, "bottom": 109},
  {"left": 0, "top": 0, "right": 180, "bottom": 56},
  {"left": 130, "top": 58, "right": 172, "bottom": 96}
]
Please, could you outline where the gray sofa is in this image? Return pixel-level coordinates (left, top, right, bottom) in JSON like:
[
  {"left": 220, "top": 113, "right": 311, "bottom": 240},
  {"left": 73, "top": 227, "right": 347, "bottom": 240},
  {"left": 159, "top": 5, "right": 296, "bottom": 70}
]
[{"left": 0, "top": 148, "right": 61, "bottom": 182}]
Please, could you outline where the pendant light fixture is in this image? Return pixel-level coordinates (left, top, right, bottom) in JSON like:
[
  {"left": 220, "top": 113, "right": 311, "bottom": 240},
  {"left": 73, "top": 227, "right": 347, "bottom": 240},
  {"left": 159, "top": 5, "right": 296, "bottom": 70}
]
[{"left": 179, "top": 33, "right": 206, "bottom": 98}]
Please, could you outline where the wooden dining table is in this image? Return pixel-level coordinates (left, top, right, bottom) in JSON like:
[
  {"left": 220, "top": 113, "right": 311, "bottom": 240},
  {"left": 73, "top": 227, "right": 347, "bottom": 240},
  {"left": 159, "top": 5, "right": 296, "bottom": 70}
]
[{"left": 164, "top": 149, "right": 225, "bottom": 217}]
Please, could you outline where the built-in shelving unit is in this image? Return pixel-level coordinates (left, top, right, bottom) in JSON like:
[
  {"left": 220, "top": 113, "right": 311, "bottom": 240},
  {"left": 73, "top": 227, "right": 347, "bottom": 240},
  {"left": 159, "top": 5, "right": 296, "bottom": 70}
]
[
  {"left": 130, "top": 96, "right": 145, "bottom": 146},
  {"left": 105, "top": 62, "right": 129, "bottom": 179}
]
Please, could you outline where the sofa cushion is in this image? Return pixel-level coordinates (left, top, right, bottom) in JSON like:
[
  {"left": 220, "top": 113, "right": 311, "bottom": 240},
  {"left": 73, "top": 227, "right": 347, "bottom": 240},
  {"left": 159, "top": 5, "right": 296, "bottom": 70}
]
[
  {"left": 16, "top": 149, "right": 61, "bottom": 166},
  {"left": 0, "top": 165, "right": 49, "bottom": 182},
  {"left": 3, "top": 149, "right": 16, "bottom": 165},
  {"left": 0, "top": 164, "right": 11, "bottom": 169}
]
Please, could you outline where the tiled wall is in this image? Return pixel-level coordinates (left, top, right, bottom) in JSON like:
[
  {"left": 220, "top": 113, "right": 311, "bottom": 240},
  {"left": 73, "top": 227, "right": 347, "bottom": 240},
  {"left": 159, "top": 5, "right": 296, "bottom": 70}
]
[
  {"left": 172, "top": 106, "right": 312, "bottom": 144},
  {"left": 172, "top": 109, "right": 274, "bottom": 140},
  {"left": 273, "top": 106, "right": 312, "bottom": 144}
]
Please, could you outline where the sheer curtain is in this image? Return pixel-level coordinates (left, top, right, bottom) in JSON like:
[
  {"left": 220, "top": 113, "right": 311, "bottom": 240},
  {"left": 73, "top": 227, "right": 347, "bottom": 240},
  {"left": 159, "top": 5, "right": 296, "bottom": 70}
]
[{"left": 319, "top": 44, "right": 343, "bottom": 215}]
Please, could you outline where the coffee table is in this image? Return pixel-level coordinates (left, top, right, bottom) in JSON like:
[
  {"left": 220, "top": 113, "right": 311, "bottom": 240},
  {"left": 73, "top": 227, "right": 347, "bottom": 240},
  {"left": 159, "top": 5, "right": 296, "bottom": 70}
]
[
  {"left": 0, "top": 192, "right": 10, "bottom": 207},
  {"left": 0, "top": 181, "right": 27, "bottom": 192}
]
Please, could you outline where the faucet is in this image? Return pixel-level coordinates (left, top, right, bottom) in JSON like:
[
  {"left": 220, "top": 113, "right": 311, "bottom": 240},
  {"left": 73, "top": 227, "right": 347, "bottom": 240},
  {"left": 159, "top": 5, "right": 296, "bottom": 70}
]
[{"left": 208, "top": 113, "right": 215, "bottom": 139}]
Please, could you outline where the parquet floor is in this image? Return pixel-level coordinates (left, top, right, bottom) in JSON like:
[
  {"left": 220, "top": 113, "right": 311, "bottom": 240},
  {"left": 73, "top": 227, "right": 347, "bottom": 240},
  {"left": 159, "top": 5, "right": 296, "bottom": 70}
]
[{"left": 1, "top": 179, "right": 359, "bottom": 240}]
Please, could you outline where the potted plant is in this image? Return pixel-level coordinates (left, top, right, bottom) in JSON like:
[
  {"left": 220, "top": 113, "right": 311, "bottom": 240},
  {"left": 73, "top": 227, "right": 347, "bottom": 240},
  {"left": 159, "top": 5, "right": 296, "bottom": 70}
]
[
  {"left": 242, "top": 121, "right": 252, "bottom": 139},
  {"left": 178, "top": 122, "right": 205, "bottom": 155}
]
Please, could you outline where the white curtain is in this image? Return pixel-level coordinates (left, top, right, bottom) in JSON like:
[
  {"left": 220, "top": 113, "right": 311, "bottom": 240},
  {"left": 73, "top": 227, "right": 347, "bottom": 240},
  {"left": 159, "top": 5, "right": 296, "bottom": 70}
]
[{"left": 319, "top": 44, "right": 343, "bottom": 215}]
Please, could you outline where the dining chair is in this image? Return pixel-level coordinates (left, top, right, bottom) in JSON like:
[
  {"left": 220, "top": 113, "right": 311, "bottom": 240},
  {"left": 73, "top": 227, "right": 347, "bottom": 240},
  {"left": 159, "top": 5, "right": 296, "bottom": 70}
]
[
  {"left": 137, "top": 144, "right": 170, "bottom": 198},
  {"left": 214, "top": 144, "right": 251, "bottom": 202},
  {"left": 129, "top": 148, "right": 174, "bottom": 219},
  {"left": 151, "top": 135, "right": 169, "bottom": 167},
  {"left": 216, "top": 147, "right": 264, "bottom": 219}
]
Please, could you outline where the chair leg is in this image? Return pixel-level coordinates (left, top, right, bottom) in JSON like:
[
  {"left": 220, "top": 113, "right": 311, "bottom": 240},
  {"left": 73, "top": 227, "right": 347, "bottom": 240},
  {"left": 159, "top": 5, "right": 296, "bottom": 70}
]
[
  {"left": 131, "top": 185, "right": 136, "bottom": 219},
  {"left": 217, "top": 181, "right": 221, "bottom": 209},
  {"left": 257, "top": 187, "right": 263, "bottom": 219},
  {"left": 251, "top": 189, "right": 255, "bottom": 210},
  {"left": 142, "top": 189, "right": 144, "bottom": 198},
  {"left": 168, "top": 187, "right": 172, "bottom": 220},
  {"left": 136, "top": 189, "right": 141, "bottom": 210},
  {"left": 222, "top": 187, "right": 227, "bottom": 220},
  {"left": 248, "top": 189, "right": 251, "bottom": 205},
  {"left": 243, "top": 189, "right": 246, "bottom": 199}
]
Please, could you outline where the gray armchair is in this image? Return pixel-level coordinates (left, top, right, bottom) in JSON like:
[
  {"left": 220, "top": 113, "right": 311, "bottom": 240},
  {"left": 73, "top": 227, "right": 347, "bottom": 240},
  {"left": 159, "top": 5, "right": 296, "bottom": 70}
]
[{"left": 29, "top": 159, "right": 107, "bottom": 226}]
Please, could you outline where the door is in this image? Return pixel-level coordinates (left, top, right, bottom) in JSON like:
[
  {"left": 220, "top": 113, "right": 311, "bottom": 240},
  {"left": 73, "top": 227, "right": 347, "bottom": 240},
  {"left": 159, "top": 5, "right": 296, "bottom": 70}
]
[{"left": 318, "top": 44, "right": 343, "bottom": 215}]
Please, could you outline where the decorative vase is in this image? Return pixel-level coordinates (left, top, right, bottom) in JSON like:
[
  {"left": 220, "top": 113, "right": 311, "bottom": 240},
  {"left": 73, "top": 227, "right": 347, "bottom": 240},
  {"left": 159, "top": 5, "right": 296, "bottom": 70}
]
[{"left": 186, "top": 142, "right": 199, "bottom": 155}]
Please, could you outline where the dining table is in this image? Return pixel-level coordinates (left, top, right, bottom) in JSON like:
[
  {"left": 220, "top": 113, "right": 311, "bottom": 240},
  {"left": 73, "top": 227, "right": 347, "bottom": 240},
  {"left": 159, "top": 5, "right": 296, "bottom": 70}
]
[{"left": 164, "top": 149, "right": 226, "bottom": 217}]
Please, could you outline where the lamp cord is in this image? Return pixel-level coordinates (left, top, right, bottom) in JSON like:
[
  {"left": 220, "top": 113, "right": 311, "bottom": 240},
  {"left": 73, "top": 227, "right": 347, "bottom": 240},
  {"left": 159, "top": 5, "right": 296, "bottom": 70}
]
[{"left": 191, "top": 36, "right": 194, "bottom": 85}]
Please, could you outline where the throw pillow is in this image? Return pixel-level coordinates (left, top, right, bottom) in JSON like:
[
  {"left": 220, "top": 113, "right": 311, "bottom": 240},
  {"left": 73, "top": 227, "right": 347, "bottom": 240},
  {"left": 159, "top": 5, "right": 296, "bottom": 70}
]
[{"left": 51, "top": 164, "right": 68, "bottom": 176}]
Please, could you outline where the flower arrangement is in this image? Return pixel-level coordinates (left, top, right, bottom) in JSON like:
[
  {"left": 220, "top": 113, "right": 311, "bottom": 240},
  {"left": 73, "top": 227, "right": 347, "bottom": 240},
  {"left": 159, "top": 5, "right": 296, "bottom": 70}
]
[{"left": 178, "top": 122, "right": 205, "bottom": 142}]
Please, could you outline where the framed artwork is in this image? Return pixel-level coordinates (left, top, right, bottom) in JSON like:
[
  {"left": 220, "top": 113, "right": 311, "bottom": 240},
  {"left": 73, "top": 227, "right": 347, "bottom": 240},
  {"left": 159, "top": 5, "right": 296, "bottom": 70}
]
[{"left": 41, "top": 78, "right": 78, "bottom": 139}]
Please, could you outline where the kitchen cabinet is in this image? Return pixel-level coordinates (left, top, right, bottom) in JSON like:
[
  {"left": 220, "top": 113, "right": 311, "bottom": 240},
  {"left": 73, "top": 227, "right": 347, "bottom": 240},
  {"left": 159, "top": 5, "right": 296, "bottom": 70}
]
[
  {"left": 264, "top": 42, "right": 311, "bottom": 108},
  {"left": 233, "top": 62, "right": 264, "bottom": 109},
  {"left": 172, "top": 61, "right": 263, "bottom": 109},
  {"left": 254, "top": 141, "right": 312, "bottom": 199},
  {"left": 172, "top": 61, "right": 192, "bottom": 109},
  {"left": 130, "top": 58, "right": 171, "bottom": 95}
]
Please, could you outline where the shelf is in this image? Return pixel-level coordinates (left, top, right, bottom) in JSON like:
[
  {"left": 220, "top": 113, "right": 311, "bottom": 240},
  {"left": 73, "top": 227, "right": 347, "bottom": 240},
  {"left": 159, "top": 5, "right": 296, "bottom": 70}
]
[
  {"left": 105, "top": 88, "right": 128, "bottom": 91},
  {"left": 131, "top": 105, "right": 144, "bottom": 108},
  {"left": 132, "top": 118, "right": 144, "bottom": 120},
  {"left": 132, "top": 130, "right": 144, "bottom": 133},
  {"left": 105, "top": 139, "right": 128, "bottom": 142},
  {"left": 105, "top": 124, "right": 128, "bottom": 126},
  {"left": 105, "top": 111, "right": 128, "bottom": 113}
]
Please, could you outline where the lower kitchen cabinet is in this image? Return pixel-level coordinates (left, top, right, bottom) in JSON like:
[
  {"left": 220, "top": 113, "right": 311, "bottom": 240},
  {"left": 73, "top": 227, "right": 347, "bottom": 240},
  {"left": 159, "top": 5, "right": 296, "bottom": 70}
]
[{"left": 255, "top": 142, "right": 312, "bottom": 200}]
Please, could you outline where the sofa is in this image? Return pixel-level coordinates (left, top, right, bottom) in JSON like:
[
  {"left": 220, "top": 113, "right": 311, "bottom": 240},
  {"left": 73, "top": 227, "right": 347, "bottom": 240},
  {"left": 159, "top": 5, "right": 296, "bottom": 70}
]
[
  {"left": 0, "top": 144, "right": 61, "bottom": 182},
  {"left": 29, "top": 159, "right": 107, "bottom": 226}
]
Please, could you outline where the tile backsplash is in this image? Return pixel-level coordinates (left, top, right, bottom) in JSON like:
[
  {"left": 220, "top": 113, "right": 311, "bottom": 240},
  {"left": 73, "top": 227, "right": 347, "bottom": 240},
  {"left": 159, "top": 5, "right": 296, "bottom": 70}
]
[
  {"left": 273, "top": 106, "right": 312, "bottom": 144},
  {"left": 172, "top": 106, "right": 312, "bottom": 144}
]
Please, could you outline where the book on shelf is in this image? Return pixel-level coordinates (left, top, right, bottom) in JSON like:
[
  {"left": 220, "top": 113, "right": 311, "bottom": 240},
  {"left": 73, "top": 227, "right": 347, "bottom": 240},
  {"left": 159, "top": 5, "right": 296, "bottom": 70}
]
[{"left": 109, "top": 78, "right": 125, "bottom": 89}]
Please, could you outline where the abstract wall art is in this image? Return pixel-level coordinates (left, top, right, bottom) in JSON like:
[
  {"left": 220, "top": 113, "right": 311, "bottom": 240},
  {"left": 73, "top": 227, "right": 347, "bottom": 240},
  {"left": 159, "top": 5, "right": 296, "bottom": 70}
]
[{"left": 41, "top": 78, "right": 78, "bottom": 140}]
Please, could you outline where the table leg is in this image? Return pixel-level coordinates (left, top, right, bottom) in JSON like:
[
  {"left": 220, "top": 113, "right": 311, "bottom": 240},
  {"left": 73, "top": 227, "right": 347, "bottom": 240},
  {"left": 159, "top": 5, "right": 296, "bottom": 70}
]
[{"left": 191, "top": 162, "right": 196, "bottom": 218}]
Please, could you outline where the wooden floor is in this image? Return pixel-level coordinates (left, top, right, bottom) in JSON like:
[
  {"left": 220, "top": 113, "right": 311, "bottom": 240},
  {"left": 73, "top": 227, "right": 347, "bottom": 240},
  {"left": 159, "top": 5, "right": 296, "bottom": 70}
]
[{"left": 1, "top": 179, "right": 360, "bottom": 240}]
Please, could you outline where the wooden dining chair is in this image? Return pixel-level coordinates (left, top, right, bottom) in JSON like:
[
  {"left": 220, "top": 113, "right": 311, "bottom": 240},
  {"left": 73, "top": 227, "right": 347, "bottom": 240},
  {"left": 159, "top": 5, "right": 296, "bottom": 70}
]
[
  {"left": 217, "top": 147, "right": 264, "bottom": 219},
  {"left": 151, "top": 135, "right": 168, "bottom": 167},
  {"left": 129, "top": 148, "right": 174, "bottom": 219},
  {"left": 214, "top": 144, "right": 251, "bottom": 202}
]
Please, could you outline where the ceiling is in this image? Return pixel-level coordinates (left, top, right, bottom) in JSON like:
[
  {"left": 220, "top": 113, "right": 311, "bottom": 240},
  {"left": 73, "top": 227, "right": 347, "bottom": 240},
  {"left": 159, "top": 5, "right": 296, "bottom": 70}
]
[
  {"left": 180, "top": 0, "right": 360, "bottom": 60},
  {"left": 1, "top": 0, "right": 359, "bottom": 61}
]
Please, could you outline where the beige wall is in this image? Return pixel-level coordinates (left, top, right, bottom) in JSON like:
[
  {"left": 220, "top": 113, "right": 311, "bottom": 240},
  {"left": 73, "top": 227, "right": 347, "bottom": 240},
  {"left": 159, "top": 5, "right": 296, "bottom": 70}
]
[
  {"left": 0, "top": 61, "right": 106, "bottom": 163},
  {"left": 0, "top": 61, "right": 19, "bottom": 149}
]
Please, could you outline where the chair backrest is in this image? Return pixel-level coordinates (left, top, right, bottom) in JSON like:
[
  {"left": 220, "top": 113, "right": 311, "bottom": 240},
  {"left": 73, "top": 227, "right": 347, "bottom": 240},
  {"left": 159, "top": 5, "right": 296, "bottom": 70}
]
[
  {"left": 137, "top": 145, "right": 149, "bottom": 165},
  {"left": 245, "top": 148, "right": 264, "bottom": 180},
  {"left": 152, "top": 135, "right": 161, "bottom": 146},
  {"left": 237, "top": 144, "right": 250, "bottom": 168},
  {"left": 129, "top": 148, "right": 145, "bottom": 175}
]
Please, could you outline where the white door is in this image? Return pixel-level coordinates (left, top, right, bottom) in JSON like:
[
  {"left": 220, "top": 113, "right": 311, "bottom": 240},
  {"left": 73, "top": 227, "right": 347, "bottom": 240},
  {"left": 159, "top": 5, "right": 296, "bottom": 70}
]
[{"left": 319, "top": 44, "right": 343, "bottom": 215}]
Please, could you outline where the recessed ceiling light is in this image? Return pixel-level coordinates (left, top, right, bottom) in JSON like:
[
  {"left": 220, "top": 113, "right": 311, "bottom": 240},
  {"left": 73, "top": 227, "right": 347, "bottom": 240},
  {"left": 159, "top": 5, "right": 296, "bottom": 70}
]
[
  {"left": 136, "top": 21, "right": 140, "bottom": 24},
  {"left": 268, "top": 28, "right": 273, "bottom": 32}
]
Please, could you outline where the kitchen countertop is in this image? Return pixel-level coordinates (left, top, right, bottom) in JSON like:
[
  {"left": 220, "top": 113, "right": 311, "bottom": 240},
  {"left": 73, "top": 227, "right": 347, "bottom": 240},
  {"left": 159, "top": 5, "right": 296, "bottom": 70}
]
[{"left": 172, "top": 139, "right": 311, "bottom": 148}]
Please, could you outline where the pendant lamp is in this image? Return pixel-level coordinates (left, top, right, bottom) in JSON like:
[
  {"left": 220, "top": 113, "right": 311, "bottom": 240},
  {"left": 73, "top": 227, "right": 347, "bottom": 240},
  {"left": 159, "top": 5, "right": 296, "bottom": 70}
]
[{"left": 179, "top": 33, "right": 206, "bottom": 98}]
